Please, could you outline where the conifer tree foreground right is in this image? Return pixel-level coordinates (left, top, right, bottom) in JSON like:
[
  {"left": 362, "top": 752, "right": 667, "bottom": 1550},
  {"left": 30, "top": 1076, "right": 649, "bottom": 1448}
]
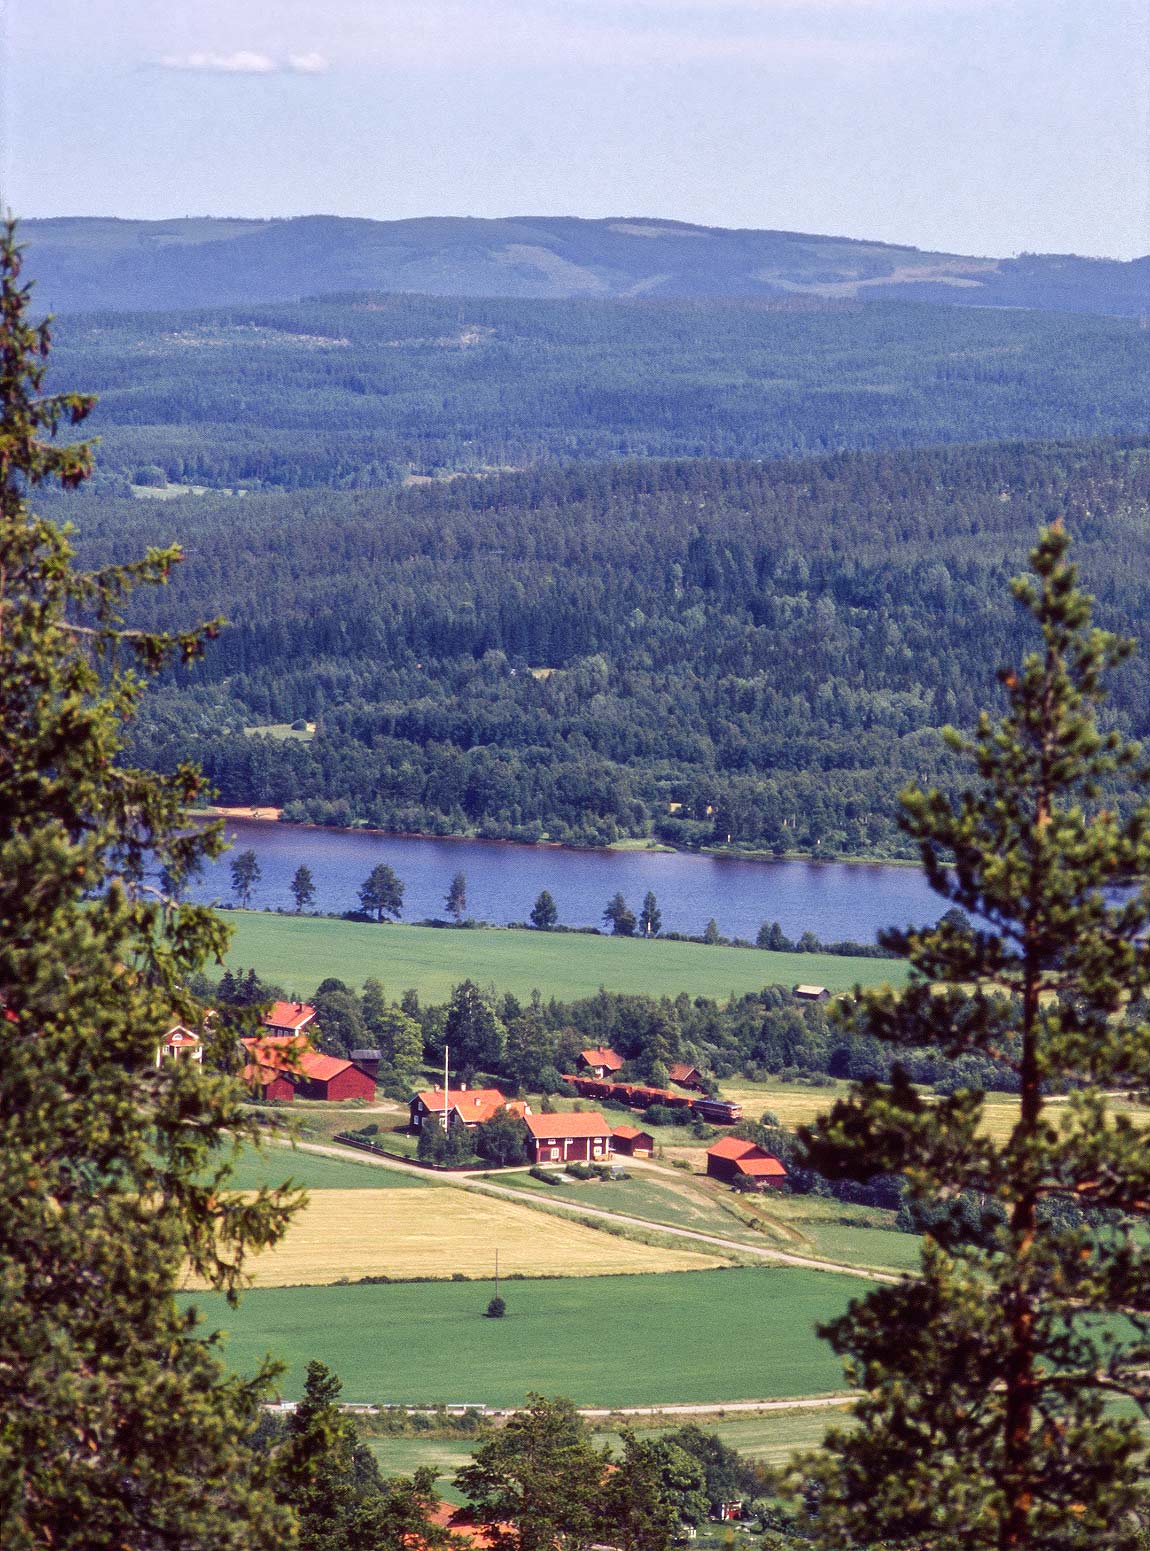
[{"left": 799, "top": 524, "right": 1150, "bottom": 1550}]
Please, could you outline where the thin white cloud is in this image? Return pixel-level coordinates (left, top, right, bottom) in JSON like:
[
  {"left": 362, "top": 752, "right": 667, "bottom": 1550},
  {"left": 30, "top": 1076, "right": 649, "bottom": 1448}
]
[{"left": 154, "top": 50, "right": 329, "bottom": 75}]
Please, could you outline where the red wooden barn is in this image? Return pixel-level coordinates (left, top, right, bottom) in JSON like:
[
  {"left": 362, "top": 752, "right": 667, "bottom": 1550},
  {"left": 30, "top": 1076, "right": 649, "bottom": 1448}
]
[
  {"left": 525, "top": 1111, "right": 614, "bottom": 1166},
  {"left": 668, "top": 1061, "right": 705, "bottom": 1090},
  {"left": 706, "top": 1136, "right": 787, "bottom": 1189},
  {"left": 240, "top": 1034, "right": 376, "bottom": 1103}
]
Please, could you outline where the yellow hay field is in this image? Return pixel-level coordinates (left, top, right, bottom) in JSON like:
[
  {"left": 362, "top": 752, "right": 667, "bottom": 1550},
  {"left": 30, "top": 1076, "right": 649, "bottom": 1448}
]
[{"left": 187, "top": 1188, "right": 727, "bottom": 1288}]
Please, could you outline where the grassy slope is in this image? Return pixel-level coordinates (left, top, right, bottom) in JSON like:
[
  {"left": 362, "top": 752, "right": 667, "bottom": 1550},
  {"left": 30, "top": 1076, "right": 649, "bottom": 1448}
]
[
  {"left": 222, "top": 913, "right": 906, "bottom": 1002},
  {"left": 186, "top": 1266, "right": 867, "bottom": 1407},
  {"left": 221, "top": 1144, "right": 430, "bottom": 1192}
]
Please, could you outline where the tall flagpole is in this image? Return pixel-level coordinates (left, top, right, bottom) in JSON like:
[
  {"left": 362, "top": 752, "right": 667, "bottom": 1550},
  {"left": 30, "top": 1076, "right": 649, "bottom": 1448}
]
[{"left": 443, "top": 1045, "right": 449, "bottom": 1134}]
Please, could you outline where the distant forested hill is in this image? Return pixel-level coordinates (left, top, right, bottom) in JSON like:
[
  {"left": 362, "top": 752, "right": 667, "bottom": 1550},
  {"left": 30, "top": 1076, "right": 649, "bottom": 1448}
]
[
  {"left": 66, "top": 439, "right": 1150, "bottom": 858},
  {"left": 44, "top": 292, "right": 1150, "bottom": 491},
  {"left": 22, "top": 214, "right": 1150, "bottom": 315}
]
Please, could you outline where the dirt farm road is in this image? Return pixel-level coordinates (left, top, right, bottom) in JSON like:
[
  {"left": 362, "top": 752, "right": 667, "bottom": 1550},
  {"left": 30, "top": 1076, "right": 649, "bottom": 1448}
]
[{"left": 275, "top": 1137, "right": 903, "bottom": 1284}]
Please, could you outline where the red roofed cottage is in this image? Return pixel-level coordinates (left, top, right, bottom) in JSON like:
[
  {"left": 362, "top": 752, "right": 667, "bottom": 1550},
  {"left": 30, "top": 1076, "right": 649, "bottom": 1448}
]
[
  {"left": 525, "top": 1111, "right": 614, "bottom": 1166},
  {"left": 409, "top": 1087, "right": 530, "bottom": 1133},
  {"left": 578, "top": 1046, "right": 624, "bottom": 1078},
  {"left": 706, "top": 1136, "right": 787, "bottom": 1189}
]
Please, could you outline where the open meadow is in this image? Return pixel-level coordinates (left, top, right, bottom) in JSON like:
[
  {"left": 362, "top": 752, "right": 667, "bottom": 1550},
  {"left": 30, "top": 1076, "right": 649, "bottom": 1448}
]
[
  {"left": 183, "top": 1266, "right": 869, "bottom": 1407},
  {"left": 221, "top": 912, "right": 908, "bottom": 1003},
  {"left": 183, "top": 1185, "right": 728, "bottom": 1289}
]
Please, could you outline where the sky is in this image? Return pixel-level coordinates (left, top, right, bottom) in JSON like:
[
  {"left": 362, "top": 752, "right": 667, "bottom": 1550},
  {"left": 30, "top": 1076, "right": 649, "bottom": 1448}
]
[{"left": 7, "top": 0, "right": 1150, "bottom": 258}]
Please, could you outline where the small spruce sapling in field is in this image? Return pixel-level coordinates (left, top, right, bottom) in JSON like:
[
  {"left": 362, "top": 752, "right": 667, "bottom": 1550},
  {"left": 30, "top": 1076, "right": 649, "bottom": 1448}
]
[{"left": 485, "top": 1296, "right": 506, "bottom": 1319}]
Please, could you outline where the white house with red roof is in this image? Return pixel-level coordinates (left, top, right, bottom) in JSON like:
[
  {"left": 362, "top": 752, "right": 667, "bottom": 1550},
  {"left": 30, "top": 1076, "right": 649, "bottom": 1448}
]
[
  {"left": 524, "top": 1111, "right": 614, "bottom": 1166},
  {"left": 155, "top": 1023, "right": 204, "bottom": 1067},
  {"left": 409, "top": 1086, "right": 530, "bottom": 1134}
]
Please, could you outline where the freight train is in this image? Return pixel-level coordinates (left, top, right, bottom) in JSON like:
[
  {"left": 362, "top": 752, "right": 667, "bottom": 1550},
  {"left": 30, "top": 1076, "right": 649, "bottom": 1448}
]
[{"left": 562, "top": 1074, "right": 743, "bottom": 1125}]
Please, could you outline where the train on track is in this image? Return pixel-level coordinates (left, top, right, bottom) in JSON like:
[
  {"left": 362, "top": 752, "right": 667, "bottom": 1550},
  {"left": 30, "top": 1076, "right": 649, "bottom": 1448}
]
[{"left": 562, "top": 1074, "right": 743, "bottom": 1125}]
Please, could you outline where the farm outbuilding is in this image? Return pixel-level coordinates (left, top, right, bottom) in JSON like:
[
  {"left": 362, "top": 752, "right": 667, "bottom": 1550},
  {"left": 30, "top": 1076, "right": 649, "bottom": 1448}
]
[
  {"left": 525, "top": 1111, "right": 614, "bottom": 1166},
  {"left": 793, "top": 985, "right": 829, "bottom": 1002},
  {"left": 706, "top": 1136, "right": 787, "bottom": 1189},
  {"left": 240, "top": 1034, "right": 377, "bottom": 1102},
  {"left": 668, "top": 1061, "right": 704, "bottom": 1090},
  {"left": 611, "top": 1125, "right": 655, "bottom": 1158}
]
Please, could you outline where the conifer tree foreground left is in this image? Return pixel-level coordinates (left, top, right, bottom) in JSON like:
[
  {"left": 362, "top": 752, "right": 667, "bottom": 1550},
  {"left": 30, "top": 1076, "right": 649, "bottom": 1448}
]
[{"left": 0, "top": 226, "right": 301, "bottom": 1547}]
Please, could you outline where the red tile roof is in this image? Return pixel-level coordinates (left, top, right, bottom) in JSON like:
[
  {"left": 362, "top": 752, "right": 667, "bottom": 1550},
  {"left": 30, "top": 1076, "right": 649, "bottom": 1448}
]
[
  {"left": 525, "top": 1111, "right": 613, "bottom": 1140},
  {"left": 415, "top": 1088, "right": 511, "bottom": 1125},
  {"left": 735, "top": 1155, "right": 787, "bottom": 1178},
  {"left": 426, "top": 1502, "right": 507, "bottom": 1548},
  {"left": 263, "top": 1000, "right": 316, "bottom": 1032},
  {"left": 669, "top": 1062, "right": 700, "bottom": 1083},
  {"left": 611, "top": 1125, "right": 648, "bottom": 1140},
  {"left": 297, "top": 1050, "right": 353, "bottom": 1083},
  {"left": 580, "top": 1046, "right": 624, "bottom": 1071},
  {"left": 707, "top": 1136, "right": 762, "bottom": 1161}
]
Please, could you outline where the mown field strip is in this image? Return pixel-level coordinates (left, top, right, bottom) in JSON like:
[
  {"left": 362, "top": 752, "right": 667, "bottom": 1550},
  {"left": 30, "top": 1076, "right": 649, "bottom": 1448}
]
[
  {"left": 184, "top": 1266, "right": 871, "bottom": 1407},
  {"left": 183, "top": 1187, "right": 727, "bottom": 1289},
  {"left": 222, "top": 912, "right": 907, "bottom": 1002}
]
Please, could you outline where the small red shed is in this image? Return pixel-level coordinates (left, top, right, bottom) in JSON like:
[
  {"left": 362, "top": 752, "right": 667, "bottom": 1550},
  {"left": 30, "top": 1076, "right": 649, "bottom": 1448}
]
[{"left": 611, "top": 1125, "right": 655, "bottom": 1158}]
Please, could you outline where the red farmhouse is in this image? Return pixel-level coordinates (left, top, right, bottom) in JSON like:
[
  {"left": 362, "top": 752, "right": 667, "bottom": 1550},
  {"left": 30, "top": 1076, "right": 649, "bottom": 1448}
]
[
  {"left": 525, "top": 1111, "right": 614, "bottom": 1166},
  {"left": 706, "top": 1136, "right": 787, "bottom": 1189},
  {"left": 409, "top": 1087, "right": 530, "bottom": 1134},
  {"left": 578, "top": 1046, "right": 624, "bottom": 1079},
  {"left": 262, "top": 1000, "right": 317, "bottom": 1037}
]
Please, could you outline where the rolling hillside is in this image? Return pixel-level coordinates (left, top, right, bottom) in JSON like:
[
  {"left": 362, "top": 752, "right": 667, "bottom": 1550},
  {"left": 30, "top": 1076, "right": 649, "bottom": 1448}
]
[{"left": 22, "top": 213, "right": 1150, "bottom": 316}]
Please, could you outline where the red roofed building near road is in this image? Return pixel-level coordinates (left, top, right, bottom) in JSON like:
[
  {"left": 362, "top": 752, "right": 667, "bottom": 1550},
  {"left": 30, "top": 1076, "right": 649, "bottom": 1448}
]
[
  {"left": 409, "top": 1087, "right": 531, "bottom": 1134},
  {"left": 262, "top": 1000, "right": 317, "bottom": 1037},
  {"left": 611, "top": 1124, "right": 654, "bottom": 1158},
  {"left": 578, "top": 1046, "right": 624, "bottom": 1078},
  {"left": 525, "top": 1111, "right": 614, "bottom": 1166},
  {"left": 240, "top": 1033, "right": 376, "bottom": 1102},
  {"left": 706, "top": 1136, "right": 787, "bottom": 1190}
]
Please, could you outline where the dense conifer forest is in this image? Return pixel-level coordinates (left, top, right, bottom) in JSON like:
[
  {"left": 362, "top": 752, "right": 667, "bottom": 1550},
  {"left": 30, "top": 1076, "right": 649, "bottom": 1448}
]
[
  {"left": 43, "top": 291, "right": 1150, "bottom": 490},
  {"left": 67, "top": 436, "right": 1150, "bottom": 857}
]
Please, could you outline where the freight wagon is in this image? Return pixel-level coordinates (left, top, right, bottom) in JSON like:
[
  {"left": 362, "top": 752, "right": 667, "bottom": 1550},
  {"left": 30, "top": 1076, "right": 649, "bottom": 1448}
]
[{"left": 562, "top": 1075, "right": 742, "bottom": 1125}]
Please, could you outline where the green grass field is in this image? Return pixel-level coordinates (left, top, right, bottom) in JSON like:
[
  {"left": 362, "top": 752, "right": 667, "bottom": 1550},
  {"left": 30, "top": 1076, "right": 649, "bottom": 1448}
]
[
  {"left": 185, "top": 1266, "right": 868, "bottom": 1407},
  {"left": 221, "top": 913, "right": 907, "bottom": 1002},
  {"left": 220, "top": 1143, "right": 431, "bottom": 1192}
]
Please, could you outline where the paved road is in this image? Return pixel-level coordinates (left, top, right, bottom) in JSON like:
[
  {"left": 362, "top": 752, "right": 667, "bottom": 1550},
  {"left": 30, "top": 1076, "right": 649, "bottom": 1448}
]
[{"left": 272, "top": 1137, "right": 902, "bottom": 1284}]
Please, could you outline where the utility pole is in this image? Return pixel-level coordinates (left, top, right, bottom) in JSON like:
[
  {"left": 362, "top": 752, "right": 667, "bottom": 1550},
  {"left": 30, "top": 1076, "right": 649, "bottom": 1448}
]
[{"left": 495, "top": 1247, "right": 499, "bottom": 1302}]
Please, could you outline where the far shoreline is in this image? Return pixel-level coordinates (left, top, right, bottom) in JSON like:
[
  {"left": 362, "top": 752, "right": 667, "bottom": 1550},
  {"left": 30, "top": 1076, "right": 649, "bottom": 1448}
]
[{"left": 190, "top": 806, "right": 924, "bottom": 872}]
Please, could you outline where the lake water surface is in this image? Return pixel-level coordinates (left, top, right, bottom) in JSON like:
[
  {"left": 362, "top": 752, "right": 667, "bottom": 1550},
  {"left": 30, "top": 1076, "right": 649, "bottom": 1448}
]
[{"left": 191, "top": 821, "right": 947, "bottom": 945}]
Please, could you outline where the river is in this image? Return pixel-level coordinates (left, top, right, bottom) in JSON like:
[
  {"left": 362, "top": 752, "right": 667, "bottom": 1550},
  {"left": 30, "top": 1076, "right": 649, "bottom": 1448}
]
[{"left": 188, "top": 821, "right": 947, "bottom": 945}]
